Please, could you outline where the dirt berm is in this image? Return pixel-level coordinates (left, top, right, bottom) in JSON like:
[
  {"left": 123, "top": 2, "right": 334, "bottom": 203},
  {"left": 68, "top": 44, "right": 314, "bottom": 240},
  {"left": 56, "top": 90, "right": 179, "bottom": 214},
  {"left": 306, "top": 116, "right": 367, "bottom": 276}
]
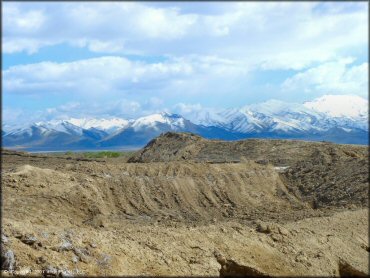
[{"left": 1, "top": 132, "right": 369, "bottom": 276}]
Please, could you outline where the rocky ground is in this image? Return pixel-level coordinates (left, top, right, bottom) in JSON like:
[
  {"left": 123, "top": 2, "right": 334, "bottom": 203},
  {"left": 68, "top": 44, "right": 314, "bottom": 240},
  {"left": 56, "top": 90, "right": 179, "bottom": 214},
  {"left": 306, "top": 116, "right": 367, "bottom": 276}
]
[{"left": 1, "top": 132, "right": 369, "bottom": 277}]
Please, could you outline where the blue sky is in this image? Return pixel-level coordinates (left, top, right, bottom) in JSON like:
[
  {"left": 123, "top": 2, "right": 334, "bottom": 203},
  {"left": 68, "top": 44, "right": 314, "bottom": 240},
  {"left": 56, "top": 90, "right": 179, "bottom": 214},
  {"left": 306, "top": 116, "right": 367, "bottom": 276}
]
[{"left": 2, "top": 2, "right": 368, "bottom": 126}]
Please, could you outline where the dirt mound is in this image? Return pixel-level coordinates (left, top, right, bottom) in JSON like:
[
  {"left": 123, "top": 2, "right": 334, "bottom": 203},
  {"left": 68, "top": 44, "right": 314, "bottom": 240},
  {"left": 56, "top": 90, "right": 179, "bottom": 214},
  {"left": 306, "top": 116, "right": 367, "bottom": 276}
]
[
  {"left": 129, "top": 132, "right": 369, "bottom": 210},
  {"left": 128, "top": 132, "right": 205, "bottom": 163},
  {"left": 129, "top": 132, "right": 368, "bottom": 166}
]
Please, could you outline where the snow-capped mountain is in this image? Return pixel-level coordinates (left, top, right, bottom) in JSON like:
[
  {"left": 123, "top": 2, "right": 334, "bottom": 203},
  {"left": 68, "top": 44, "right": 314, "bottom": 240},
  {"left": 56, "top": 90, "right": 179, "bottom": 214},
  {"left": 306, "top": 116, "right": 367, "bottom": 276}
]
[
  {"left": 186, "top": 109, "right": 226, "bottom": 127},
  {"left": 189, "top": 101, "right": 324, "bottom": 134},
  {"left": 229, "top": 100, "right": 326, "bottom": 133},
  {"left": 304, "top": 95, "right": 368, "bottom": 119},
  {"left": 99, "top": 113, "right": 205, "bottom": 147},
  {"left": 34, "top": 120, "right": 84, "bottom": 136},
  {"left": 3, "top": 95, "right": 368, "bottom": 151},
  {"left": 190, "top": 96, "right": 368, "bottom": 135},
  {"left": 4, "top": 120, "right": 82, "bottom": 140},
  {"left": 68, "top": 117, "right": 129, "bottom": 133},
  {"left": 3, "top": 120, "right": 108, "bottom": 150},
  {"left": 130, "top": 113, "right": 186, "bottom": 131}
]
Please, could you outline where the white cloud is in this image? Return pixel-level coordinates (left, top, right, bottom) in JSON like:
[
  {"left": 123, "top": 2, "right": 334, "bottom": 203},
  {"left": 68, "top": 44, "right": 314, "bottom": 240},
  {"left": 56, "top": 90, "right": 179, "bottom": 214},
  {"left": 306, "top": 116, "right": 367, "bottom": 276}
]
[
  {"left": 2, "top": 108, "right": 25, "bottom": 126},
  {"left": 2, "top": 2, "right": 368, "bottom": 127},
  {"left": 3, "top": 2, "right": 368, "bottom": 70},
  {"left": 3, "top": 4, "right": 46, "bottom": 34},
  {"left": 87, "top": 40, "right": 126, "bottom": 53},
  {"left": 282, "top": 58, "right": 368, "bottom": 96},
  {"left": 3, "top": 99, "right": 146, "bottom": 127},
  {"left": 173, "top": 103, "right": 203, "bottom": 116},
  {"left": 3, "top": 55, "right": 249, "bottom": 99},
  {"left": 172, "top": 103, "right": 226, "bottom": 124},
  {"left": 3, "top": 2, "right": 198, "bottom": 54},
  {"left": 260, "top": 49, "right": 336, "bottom": 71}
]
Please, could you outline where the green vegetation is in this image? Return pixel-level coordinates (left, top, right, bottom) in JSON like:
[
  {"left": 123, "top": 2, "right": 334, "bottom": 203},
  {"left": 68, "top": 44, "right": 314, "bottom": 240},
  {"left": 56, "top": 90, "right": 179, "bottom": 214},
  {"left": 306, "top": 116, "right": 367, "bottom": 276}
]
[
  {"left": 53, "top": 150, "right": 137, "bottom": 160},
  {"left": 83, "top": 151, "right": 122, "bottom": 158}
]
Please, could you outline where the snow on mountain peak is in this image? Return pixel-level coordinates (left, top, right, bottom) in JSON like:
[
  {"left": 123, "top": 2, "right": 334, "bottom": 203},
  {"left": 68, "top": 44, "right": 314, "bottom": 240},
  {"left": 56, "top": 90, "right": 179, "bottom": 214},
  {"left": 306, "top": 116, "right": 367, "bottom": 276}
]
[
  {"left": 184, "top": 109, "right": 225, "bottom": 126},
  {"left": 33, "top": 119, "right": 83, "bottom": 135},
  {"left": 244, "top": 99, "right": 318, "bottom": 116},
  {"left": 67, "top": 117, "right": 128, "bottom": 132},
  {"left": 131, "top": 113, "right": 185, "bottom": 130},
  {"left": 304, "top": 95, "right": 368, "bottom": 118}
]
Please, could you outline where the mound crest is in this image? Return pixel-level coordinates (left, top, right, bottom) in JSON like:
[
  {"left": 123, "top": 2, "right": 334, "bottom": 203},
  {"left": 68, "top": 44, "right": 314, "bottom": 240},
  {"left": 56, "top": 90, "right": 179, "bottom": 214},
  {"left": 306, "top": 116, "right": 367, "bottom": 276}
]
[{"left": 128, "top": 132, "right": 205, "bottom": 163}]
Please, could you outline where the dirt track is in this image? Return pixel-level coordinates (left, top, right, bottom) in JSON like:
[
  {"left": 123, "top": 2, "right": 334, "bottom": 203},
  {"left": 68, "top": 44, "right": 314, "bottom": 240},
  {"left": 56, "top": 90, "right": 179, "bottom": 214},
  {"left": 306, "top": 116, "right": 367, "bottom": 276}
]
[{"left": 1, "top": 133, "right": 369, "bottom": 276}]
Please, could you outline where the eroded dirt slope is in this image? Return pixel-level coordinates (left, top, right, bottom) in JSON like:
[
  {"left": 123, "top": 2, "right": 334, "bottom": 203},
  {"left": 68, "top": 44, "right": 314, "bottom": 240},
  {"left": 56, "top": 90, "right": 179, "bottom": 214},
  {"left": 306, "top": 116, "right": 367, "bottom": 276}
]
[{"left": 3, "top": 160, "right": 312, "bottom": 231}]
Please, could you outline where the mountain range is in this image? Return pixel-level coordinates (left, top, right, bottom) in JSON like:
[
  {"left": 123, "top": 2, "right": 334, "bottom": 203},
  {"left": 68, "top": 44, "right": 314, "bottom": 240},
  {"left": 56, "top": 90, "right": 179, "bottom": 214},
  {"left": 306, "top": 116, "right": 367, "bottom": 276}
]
[{"left": 2, "top": 95, "right": 368, "bottom": 151}]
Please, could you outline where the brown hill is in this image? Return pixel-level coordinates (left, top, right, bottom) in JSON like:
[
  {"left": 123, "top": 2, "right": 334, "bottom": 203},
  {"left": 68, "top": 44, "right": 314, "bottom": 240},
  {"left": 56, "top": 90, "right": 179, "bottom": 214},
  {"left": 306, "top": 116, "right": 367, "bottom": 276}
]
[{"left": 128, "top": 132, "right": 368, "bottom": 165}]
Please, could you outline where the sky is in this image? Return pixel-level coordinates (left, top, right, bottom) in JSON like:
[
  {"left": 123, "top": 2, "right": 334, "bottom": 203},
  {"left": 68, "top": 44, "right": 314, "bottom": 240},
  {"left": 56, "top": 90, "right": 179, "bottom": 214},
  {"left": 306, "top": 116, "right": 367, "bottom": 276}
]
[{"left": 2, "top": 1, "right": 368, "bottom": 126}]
